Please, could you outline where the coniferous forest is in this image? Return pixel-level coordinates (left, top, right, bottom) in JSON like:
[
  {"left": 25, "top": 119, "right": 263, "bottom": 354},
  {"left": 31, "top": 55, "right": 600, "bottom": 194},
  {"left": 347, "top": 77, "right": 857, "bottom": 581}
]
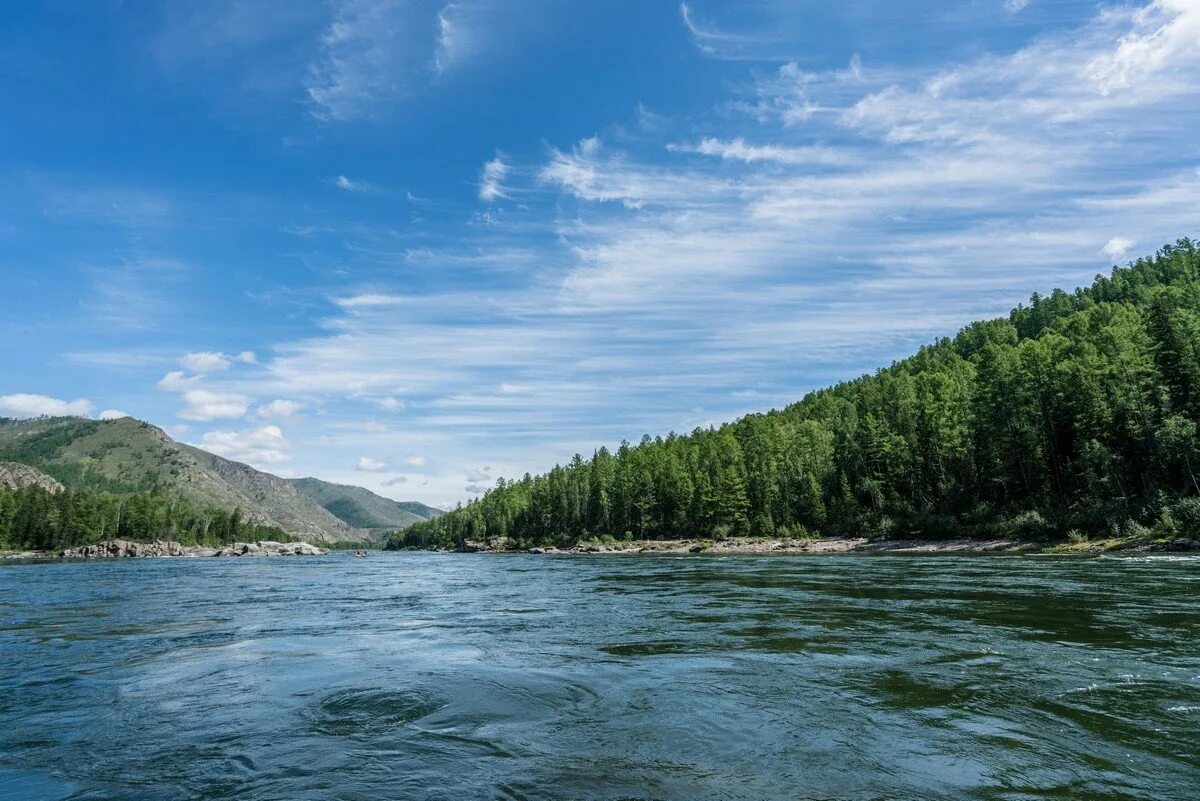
[
  {"left": 390, "top": 240, "right": 1200, "bottom": 551},
  {"left": 0, "top": 486, "right": 293, "bottom": 552}
]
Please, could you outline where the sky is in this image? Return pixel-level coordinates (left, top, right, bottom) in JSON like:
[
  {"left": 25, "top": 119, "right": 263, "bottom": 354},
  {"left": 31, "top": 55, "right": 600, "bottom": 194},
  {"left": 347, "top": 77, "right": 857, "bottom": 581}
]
[{"left": 1, "top": 0, "right": 1199, "bottom": 507}]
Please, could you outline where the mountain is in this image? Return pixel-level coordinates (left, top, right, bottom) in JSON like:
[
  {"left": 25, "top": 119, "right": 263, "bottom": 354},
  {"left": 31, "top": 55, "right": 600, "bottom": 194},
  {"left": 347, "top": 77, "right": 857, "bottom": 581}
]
[
  {"left": 392, "top": 239, "right": 1200, "bottom": 551},
  {"left": 0, "top": 416, "right": 435, "bottom": 543},
  {"left": 290, "top": 477, "right": 443, "bottom": 536}
]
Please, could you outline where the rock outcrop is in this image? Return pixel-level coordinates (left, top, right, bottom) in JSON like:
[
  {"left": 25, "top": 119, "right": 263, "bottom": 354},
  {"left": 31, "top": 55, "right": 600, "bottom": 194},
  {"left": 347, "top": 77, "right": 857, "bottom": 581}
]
[
  {"left": 57, "top": 539, "right": 329, "bottom": 559},
  {"left": 0, "top": 461, "right": 64, "bottom": 493}
]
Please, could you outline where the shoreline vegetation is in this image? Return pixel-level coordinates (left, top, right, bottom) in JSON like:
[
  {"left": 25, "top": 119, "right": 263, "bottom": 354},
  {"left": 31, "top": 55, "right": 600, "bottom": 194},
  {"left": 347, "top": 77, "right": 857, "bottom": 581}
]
[{"left": 389, "top": 241, "right": 1200, "bottom": 556}]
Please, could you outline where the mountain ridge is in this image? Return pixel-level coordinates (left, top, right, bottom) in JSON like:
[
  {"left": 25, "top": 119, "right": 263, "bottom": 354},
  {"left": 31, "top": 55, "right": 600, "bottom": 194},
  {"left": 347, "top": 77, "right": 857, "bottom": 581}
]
[
  {"left": 290, "top": 476, "right": 444, "bottom": 535},
  {"left": 0, "top": 416, "right": 439, "bottom": 542}
]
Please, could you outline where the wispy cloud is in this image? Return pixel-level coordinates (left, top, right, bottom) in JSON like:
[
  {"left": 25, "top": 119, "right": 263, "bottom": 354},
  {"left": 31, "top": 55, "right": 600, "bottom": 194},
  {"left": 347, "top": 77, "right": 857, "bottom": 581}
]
[
  {"left": 331, "top": 175, "right": 376, "bottom": 193},
  {"left": 306, "top": 0, "right": 416, "bottom": 120},
  {"left": 434, "top": 2, "right": 489, "bottom": 73},
  {"left": 668, "top": 137, "right": 853, "bottom": 166},
  {"left": 86, "top": 258, "right": 190, "bottom": 331},
  {"left": 478, "top": 155, "right": 509, "bottom": 201}
]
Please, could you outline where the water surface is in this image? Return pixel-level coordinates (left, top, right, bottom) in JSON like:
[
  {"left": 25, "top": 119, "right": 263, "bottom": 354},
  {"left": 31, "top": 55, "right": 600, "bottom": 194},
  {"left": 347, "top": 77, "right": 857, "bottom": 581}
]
[{"left": 1, "top": 553, "right": 1197, "bottom": 800}]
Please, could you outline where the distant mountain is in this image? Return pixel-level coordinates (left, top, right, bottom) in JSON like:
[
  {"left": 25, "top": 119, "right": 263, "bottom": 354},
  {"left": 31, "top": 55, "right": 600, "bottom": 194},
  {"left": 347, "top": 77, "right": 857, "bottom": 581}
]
[
  {"left": 0, "top": 416, "right": 437, "bottom": 543},
  {"left": 291, "top": 477, "right": 443, "bottom": 535}
]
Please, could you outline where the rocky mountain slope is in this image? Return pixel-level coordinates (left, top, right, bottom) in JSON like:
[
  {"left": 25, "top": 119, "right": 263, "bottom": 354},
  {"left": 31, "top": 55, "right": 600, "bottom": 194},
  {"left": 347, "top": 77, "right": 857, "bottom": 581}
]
[
  {"left": 0, "top": 416, "right": 439, "bottom": 542},
  {"left": 0, "top": 461, "right": 64, "bottom": 492},
  {"left": 291, "top": 477, "right": 443, "bottom": 536}
]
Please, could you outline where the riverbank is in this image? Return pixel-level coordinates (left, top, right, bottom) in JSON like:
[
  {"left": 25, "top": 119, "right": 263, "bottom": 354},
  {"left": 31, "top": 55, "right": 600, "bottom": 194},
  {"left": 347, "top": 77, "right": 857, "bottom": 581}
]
[
  {"left": 457, "top": 534, "right": 1200, "bottom": 556},
  {"left": 1, "top": 539, "right": 330, "bottom": 560}
]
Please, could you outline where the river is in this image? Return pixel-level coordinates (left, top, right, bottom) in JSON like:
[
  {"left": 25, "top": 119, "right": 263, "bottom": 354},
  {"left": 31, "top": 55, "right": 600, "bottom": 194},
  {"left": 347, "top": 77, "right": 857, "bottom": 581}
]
[{"left": 1, "top": 552, "right": 1197, "bottom": 800}]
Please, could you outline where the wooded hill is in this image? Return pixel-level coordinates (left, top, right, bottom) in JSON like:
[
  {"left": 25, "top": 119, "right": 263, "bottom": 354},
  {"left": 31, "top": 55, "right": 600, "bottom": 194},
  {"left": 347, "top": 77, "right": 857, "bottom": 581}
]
[
  {"left": 0, "top": 416, "right": 440, "bottom": 545},
  {"left": 390, "top": 239, "right": 1200, "bottom": 550}
]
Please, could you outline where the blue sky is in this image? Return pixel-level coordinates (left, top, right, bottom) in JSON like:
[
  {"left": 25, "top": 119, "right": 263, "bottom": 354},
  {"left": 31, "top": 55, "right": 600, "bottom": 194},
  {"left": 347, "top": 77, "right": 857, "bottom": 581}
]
[{"left": 2, "top": 0, "right": 1199, "bottom": 507}]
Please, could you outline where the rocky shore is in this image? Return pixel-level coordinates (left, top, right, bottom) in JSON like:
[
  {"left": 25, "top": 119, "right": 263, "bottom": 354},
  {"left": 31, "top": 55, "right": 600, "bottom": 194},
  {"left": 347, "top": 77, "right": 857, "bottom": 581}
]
[
  {"left": 514, "top": 537, "right": 1028, "bottom": 555},
  {"left": 3, "top": 539, "right": 329, "bottom": 560},
  {"left": 461, "top": 535, "right": 1200, "bottom": 556}
]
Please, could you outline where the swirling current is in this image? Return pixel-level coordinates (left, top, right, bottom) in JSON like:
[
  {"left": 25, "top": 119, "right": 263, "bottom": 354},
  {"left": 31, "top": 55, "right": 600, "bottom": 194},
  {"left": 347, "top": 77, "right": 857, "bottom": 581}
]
[{"left": 1, "top": 552, "right": 1197, "bottom": 800}]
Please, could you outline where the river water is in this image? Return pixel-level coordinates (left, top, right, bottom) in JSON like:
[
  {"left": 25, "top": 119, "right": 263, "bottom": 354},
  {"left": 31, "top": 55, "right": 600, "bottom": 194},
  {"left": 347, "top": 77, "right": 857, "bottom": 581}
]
[{"left": 1, "top": 552, "right": 1197, "bottom": 800}]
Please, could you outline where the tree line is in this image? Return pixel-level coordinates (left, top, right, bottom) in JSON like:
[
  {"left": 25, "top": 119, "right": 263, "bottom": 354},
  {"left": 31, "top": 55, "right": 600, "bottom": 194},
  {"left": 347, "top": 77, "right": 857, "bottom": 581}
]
[
  {"left": 0, "top": 485, "right": 294, "bottom": 552},
  {"left": 389, "top": 239, "right": 1200, "bottom": 550}
]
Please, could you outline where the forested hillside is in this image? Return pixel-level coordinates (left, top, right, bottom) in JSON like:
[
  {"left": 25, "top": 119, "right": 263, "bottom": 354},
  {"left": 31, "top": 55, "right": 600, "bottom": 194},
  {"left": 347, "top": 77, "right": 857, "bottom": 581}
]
[
  {"left": 391, "top": 239, "right": 1200, "bottom": 551},
  {"left": 0, "top": 485, "right": 294, "bottom": 552}
]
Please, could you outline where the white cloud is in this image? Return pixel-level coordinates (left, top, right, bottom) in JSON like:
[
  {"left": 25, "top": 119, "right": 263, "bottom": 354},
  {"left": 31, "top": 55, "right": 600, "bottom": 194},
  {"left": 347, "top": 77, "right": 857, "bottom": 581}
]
[
  {"left": 99, "top": 409, "right": 132, "bottom": 420},
  {"left": 405, "top": 454, "right": 426, "bottom": 467},
  {"left": 199, "top": 425, "right": 291, "bottom": 465},
  {"left": 306, "top": 0, "right": 416, "bottom": 121},
  {"left": 678, "top": 2, "right": 761, "bottom": 58},
  {"left": 434, "top": 2, "right": 486, "bottom": 73},
  {"left": 180, "top": 351, "right": 232, "bottom": 372},
  {"left": 0, "top": 394, "right": 93, "bottom": 418},
  {"left": 158, "top": 367, "right": 249, "bottom": 421},
  {"left": 1102, "top": 236, "right": 1136, "bottom": 260},
  {"left": 179, "top": 389, "right": 250, "bottom": 421},
  {"left": 333, "top": 175, "right": 373, "bottom": 192},
  {"left": 377, "top": 396, "right": 406, "bottom": 412},
  {"left": 257, "top": 399, "right": 305, "bottom": 417},
  {"left": 364, "top": 420, "right": 388, "bottom": 432},
  {"left": 237, "top": 351, "right": 258, "bottom": 364},
  {"left": 479, "top": 155, "right": 508, "bottom": 201},
  {"left": 1086, "top": 0, "right": 1200, "bottom": 95},
  {"left": 1005, "top": 0, "right": 1031, "bottom": 13},
  {"left": 157, "top": 370, "right": 202, "bottom": 391},
  {"left": 541, "top": 136, "right": 723, "bottom": 208},
  {"left": 669, "top": 137, "right": 851, "bottom": 166},
  {"left": 357, "top": 456, "right": 388, "bottom": 471}
]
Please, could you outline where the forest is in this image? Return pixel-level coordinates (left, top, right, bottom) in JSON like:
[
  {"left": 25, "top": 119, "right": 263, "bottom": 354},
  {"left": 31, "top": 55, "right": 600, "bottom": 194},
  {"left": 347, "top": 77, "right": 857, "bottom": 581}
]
[
  {"left": 0, "top": 485, "right": 293, "bottom": 552},
  {"left": 389, "top": 239, "right": 1200, "bottom": 551}
]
